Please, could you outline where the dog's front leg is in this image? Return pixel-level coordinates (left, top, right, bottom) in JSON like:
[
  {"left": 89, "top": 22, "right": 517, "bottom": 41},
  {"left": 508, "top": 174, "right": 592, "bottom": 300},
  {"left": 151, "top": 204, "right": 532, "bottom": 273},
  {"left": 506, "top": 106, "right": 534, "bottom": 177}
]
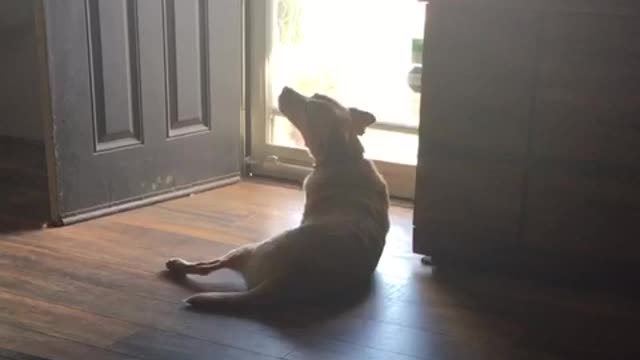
[
  {"left": 165, "top": 247, "right": 252, "bottom": 276},
  {"left": 165, "top": 258, "right": 225, "bottom": 276}
]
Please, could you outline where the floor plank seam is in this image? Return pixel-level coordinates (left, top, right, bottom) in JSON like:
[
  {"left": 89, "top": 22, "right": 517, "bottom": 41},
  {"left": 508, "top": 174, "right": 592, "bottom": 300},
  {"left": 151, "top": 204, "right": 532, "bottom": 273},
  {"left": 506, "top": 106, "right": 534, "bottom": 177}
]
[
  {"left": 0, "top": 322, "right": 146, "bottom": 360},
  {"left": 0, "top": 287, "right": 289, "bottom": 359},
  {"left": 286, "top": 335, "right": 426, "bottom": 360}
]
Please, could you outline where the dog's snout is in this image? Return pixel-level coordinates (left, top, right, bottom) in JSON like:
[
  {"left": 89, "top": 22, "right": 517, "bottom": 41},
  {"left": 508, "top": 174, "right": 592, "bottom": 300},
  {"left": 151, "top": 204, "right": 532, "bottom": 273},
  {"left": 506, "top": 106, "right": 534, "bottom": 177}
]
[
  {"left": 279, "top": 86, "right": 300, "bottom": 101},
  {"left": 277, "top": 88, "right": 290, "bottom": 111},
  {"left": 278, "top": 86, "right": 306, "bottom": 115}
]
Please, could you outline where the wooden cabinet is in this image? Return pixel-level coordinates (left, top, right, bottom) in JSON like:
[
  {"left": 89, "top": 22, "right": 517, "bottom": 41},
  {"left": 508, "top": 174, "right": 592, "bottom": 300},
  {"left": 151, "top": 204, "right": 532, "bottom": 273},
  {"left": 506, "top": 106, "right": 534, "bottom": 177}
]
[
  {"left": 523, "top": 12, "right": 640, "bottom": 269},
  {"left": 413, "top": 0, "right": 640, "bottom": 277}
]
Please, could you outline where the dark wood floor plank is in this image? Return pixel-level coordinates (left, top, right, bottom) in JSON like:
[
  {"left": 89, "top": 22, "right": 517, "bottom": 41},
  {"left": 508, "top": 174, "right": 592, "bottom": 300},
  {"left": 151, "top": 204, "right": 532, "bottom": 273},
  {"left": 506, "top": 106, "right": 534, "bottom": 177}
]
[
  {"left": 0, "top": 240, "right": 200, "bottom": 299},
  {"left": 0, "top": 291, "right": 137, "bottom": 348},
  {"left": 264, "top": 310, "right": 528, "bottom": 360},
  {"left": 0, "top": 290, "right": 282, "bottom": 360},
  {"left": 283, "top": 337, "right": 422, "bottom": 360},
  {"left": 2, "top": 218, "right": 240, "bottom": 266},
  {"left": 111, "top": 328, "right": 279, "bottom": 360},
  {"left": 0, "top": 323, "right": 138, "bottom": 360},
  {"left": 0, "top": 349, "right": 51, "bottom": 360},
  {"left": 0, "top": 264, "right": 296, "bottom": 358}
]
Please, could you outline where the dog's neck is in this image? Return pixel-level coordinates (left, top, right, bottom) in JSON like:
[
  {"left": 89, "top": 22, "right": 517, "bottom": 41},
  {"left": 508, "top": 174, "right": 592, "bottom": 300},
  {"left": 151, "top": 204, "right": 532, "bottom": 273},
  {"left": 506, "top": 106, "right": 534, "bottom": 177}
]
[
  {"left": 313, "top": 133, "right": 365, "bottom": 170},
  {"left": 313, "top": 152, "right": 364, "bottom": 170}
]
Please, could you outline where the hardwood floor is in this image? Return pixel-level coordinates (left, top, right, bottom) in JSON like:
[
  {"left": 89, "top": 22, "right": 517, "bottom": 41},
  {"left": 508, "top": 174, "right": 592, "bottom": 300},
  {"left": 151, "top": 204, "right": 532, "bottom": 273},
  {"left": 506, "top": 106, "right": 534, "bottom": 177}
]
[{"left": 0, "top": 181, "right": 637, "bottom": 360}]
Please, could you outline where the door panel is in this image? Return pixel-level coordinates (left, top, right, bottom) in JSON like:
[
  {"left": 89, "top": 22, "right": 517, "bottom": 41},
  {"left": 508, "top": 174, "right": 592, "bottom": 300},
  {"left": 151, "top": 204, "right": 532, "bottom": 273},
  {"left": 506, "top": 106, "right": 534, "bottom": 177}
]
[
  {"left": 43, "top": 0, "right": 242, "bottom": 221},
  {"left": 87, "top": 0, "right": 142, "bottom": 150},
  {"left": 165, "top": 0, "right": 210, "bottom": 135}
]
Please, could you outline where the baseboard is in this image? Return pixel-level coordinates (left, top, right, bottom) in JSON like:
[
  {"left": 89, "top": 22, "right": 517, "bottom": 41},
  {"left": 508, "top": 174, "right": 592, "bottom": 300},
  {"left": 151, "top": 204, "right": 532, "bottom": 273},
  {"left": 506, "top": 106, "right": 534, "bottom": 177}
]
[{"left": 56, "top": 175, "right": 240, "bottom": 226}]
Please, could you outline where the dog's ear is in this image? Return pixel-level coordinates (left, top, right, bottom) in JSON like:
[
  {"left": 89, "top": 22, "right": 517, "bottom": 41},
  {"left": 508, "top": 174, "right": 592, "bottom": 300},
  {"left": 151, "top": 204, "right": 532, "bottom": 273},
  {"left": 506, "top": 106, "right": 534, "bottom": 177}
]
[{"left": 349, "top": 108, "right": 376, "bottom": 135}]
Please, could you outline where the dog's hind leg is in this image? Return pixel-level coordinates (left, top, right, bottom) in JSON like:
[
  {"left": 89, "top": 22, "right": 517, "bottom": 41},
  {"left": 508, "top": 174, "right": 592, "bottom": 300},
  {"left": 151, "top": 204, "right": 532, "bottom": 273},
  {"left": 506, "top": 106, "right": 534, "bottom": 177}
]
[
  {"left": 184, "top": 276, "right": 282, "bottom": 308},
  {"left": 166, "top": 246, "right": 253, "bottom": 276}
]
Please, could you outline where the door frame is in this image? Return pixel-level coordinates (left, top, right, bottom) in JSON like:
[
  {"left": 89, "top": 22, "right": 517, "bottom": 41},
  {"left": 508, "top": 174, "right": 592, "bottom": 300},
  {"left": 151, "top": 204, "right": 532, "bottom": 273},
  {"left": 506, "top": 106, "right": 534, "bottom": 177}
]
[
  {"left": 34, "top": 0, "right": 60, "bottom": 223},
  {"left": 245, "top": 0, "right": 417, "bottom": 200}
]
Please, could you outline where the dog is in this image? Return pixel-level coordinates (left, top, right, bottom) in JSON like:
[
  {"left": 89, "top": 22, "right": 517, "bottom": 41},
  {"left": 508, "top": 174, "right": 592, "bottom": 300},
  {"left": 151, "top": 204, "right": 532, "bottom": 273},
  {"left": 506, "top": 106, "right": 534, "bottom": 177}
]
[{"left": 166, "top": 87, "right": 390, "bottom": 308}]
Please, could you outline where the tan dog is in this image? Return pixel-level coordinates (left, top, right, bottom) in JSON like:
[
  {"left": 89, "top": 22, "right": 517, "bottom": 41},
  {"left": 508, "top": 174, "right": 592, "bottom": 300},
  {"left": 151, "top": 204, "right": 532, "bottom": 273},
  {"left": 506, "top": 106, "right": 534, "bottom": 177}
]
[{"left": 166, "top": 87, "right": 389, "bottom": 308}]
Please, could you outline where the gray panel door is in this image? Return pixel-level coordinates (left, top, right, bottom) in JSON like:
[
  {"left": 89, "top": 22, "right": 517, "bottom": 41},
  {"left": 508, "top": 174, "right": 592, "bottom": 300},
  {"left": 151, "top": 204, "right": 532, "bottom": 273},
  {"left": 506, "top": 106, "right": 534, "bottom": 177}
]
[{"left": 43, "top": 0, "right": 242, "bottom": 221}]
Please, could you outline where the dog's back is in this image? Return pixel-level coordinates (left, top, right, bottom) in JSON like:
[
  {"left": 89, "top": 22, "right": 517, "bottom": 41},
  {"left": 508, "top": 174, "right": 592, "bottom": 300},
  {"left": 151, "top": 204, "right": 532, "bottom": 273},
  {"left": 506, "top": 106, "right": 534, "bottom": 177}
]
[
  {"left": 236, "top": 159, "right": 388, "bottom": 302},
  {"left": 302, "top": 158, "right": 389, "bottom": 265}
]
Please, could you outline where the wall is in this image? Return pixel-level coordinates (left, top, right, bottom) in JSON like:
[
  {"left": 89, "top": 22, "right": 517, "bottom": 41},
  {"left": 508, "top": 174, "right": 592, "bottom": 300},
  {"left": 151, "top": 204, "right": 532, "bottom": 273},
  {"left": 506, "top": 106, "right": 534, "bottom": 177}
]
[
  {"left": 0, "top": 0, "right": 43, "bottom": 142},
  {"left": 413, "top": 0, "right": 640, "bottom": 281}
]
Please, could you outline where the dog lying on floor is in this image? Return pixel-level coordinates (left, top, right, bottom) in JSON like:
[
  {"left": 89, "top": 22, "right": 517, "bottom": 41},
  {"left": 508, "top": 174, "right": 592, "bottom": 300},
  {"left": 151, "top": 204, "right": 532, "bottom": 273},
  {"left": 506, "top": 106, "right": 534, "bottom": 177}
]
[{"left": 166, "top": 87, "right": 389, "bottom": 308}]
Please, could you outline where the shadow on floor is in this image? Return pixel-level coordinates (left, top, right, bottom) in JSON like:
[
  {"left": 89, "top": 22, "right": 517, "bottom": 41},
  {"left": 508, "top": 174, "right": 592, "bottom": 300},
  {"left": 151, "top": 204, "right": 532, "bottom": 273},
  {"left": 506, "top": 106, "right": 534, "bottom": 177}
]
[
  {"left": 160, "top": 269, "right": 375, "bottom": 330},
  {"left": 159, "top": 261, "right": 640, "bottom": 359}
]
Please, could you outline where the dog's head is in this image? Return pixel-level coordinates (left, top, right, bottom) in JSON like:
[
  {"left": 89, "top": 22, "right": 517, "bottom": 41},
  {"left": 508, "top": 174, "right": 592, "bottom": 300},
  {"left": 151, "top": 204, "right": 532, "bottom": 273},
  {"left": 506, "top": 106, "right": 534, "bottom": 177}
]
[{"left": 277, "top": 87, "right": 376, "bottom": 165}]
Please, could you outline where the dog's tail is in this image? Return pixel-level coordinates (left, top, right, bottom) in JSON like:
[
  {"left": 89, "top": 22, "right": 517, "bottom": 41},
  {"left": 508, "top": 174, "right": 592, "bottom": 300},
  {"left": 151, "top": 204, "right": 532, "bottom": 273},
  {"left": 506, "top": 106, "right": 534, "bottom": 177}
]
[{"left": 183, "top": 278, "right": 281, "bottom": 309}]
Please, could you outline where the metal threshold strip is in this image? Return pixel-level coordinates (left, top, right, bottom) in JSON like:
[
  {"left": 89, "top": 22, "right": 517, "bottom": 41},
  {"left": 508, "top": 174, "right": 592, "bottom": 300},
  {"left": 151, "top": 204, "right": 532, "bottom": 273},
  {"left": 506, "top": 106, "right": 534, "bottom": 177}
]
[{"left": 245, "top": 155, "right": 312, "bottom": 173}]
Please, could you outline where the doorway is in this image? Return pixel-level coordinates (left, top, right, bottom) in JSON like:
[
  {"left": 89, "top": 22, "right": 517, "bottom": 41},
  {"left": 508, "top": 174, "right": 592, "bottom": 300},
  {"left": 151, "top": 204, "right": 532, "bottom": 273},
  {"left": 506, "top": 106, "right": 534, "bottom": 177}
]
[{"left": 247, "top": 0, "right": 426, "bottom": 199}]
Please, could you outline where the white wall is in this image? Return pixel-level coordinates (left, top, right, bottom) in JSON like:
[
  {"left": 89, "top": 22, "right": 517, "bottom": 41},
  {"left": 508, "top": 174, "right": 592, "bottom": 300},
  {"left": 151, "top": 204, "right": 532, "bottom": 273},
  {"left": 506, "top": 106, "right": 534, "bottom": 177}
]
[{"left": 0, "top": 0, "right": 43, "bottom": 142}]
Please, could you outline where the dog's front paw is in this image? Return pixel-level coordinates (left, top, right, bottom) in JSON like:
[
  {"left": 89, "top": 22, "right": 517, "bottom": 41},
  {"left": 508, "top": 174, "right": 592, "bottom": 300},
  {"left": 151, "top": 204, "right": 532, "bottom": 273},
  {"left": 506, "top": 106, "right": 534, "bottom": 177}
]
[{"left": 165, "top": 258, "right": 190, "bottom": 274}]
